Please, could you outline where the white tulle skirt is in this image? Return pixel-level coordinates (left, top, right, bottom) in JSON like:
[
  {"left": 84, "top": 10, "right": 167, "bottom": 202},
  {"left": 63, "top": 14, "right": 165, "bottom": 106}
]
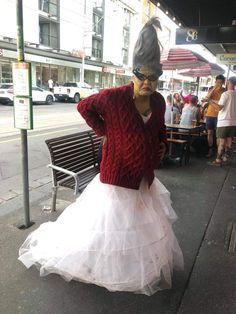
[{"left": 18, "top": 175, "right": 183, "bottom": 296}]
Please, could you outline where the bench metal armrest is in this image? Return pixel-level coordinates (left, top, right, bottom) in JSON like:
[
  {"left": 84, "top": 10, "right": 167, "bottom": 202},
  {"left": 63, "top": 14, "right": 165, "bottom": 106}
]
[{"left": 47, "top": 164, "right": 80, "bottom": 194}]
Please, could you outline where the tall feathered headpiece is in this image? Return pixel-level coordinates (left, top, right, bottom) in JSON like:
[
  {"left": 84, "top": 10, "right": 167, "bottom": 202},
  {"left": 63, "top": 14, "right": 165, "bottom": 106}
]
[{"left": 133, "top": 17, "right": 162, "bottom": 75}]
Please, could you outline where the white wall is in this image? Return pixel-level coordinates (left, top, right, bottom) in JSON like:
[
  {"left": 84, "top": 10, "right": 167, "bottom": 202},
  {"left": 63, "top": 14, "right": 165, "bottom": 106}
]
[
  {"left": 0, "top": 0, "right": 16, "bottom": 39},
  {"left": 103, "top": 0, "right": 141, "bottom": 66},
  {"left": 59, "top": 0, "right": 93, "bottom": 54},
  {"left": 0, "top": 0, "right": 39, "bottom": 44},
  {"left": 23, "top": 0, "right": 39, "bottom": 44},
  {"left": 103, "top": 0, "right": 123, "bottom": 64}
]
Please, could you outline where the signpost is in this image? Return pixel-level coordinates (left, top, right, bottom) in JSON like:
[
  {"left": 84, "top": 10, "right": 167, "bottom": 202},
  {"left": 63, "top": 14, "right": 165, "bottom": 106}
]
[
  {"left": 13, "top": 62, "right": 33, "bottom": 130},
  {"left": 15, "top": 0, "right": 34, "bottom": 228}
]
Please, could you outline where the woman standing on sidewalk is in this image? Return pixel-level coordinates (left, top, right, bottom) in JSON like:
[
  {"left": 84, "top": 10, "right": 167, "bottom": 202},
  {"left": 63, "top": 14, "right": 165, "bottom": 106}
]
[{"left": 18, "top": 17, "right": 183, "bottom": 296}]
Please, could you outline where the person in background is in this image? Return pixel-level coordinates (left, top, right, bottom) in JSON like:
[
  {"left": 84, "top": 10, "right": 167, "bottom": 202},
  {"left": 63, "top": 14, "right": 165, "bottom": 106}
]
[
  {"left": 179, "top": 95, "right": 201, "bottom": 127},
  {"left": 165, "top": 94, "right": 180, "bottom": 124},
  {"left": 203, "top": 75, "right": 226, "bottom": 157},
  {"left": 18, "top": 17, "right": 183, "bottom": 296},
  {"left": 173, "top": 92, "right": 184, "bottom": 114},
  {"left": 208, "top": 76, "right": 236, "bottom": 166},
  {"left": 48, "top": 78, "right": 54, "bottom": 92},
  {"left": 180, "top": 90, "right": 194, "bottom": 105}
]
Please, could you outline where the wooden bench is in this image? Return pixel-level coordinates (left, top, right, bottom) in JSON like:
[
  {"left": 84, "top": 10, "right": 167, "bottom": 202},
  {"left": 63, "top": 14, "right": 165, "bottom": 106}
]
[
  {"left": 167, "top": 138, "right": 189, "bottom": 165},
  {"left": 45, "top": 130, "right": 102, "bottom": 211}
]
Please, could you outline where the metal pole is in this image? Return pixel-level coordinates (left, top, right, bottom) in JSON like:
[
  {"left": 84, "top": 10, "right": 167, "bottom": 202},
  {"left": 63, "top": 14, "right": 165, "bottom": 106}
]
[
  {"left": 196, "top": 76, "right": 200, "bottom": 97},
  {"left": 81, "top": 54, "right": 85, "bottom": 84},
  {"left": 16, "top": 0, "right": 32, "bottom": 228},
  {"left": 226, "top": 64, "right": 230, "bottom": 81}
]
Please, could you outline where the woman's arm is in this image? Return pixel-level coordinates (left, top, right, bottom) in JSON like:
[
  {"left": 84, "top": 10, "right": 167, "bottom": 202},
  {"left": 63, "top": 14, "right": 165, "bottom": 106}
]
[
  {"left": 208, "top": 98, "right": 224, "bottom": 111},
  {"left": 158, "top": 101, "right": 168, "bottom": 154},
  {"left": 77, "top": 92, "right": 107, "bottom": 136}
]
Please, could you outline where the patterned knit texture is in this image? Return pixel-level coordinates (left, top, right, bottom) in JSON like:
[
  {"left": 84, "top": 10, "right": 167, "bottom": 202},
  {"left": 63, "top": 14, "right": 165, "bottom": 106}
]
[{"left": 77, "top": 83, "right": 167, "bottom": 190}]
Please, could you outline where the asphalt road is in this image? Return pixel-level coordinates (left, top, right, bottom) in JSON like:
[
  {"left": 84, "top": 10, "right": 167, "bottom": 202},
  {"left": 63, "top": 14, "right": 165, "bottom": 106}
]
[
  {"left": 0, "top": 102, "right": 89, "bottom": 181},
  {"left": 0, "top": 101, "right": 85, "bottom": 138}
]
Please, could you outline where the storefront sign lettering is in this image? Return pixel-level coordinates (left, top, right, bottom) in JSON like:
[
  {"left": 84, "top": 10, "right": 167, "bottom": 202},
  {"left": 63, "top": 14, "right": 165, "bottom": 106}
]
[
  {"left": 176, "top": 26, "right": 236, "bottom": 45},
  {"left": 216, "top": 54, "right": 236, "bottom": 65},
  {"left": 71, "top": 49, "right": 85, "bottom": 58},
  {"left": 115, "top": 69, "right": 125, "bottom": 74}
]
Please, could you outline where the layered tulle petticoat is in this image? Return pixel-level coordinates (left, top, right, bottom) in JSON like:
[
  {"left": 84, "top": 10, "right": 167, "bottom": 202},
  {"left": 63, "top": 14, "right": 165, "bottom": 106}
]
[{"left": 18, "top": 175, "right": 183, "bottom": 296}]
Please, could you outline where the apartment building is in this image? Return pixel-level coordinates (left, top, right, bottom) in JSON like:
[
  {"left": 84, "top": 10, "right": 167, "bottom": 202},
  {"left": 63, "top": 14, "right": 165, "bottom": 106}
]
[{"left": 0, "top": 0, "right": 146, "bottom": 89}]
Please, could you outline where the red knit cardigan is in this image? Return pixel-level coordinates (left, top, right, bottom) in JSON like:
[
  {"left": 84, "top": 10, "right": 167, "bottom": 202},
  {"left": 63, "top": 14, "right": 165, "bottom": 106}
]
[{"left": 77, "top": 83, "right": 167, "bottom": 190}]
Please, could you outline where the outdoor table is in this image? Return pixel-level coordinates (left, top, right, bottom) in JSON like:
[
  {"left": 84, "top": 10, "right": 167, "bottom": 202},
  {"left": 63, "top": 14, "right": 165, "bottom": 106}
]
[
  {"left": 165, "top": 124, "right": 203, "bottom": 159},
  {"left": 166, "top": 123, "right": 202, "bottom": 135}
]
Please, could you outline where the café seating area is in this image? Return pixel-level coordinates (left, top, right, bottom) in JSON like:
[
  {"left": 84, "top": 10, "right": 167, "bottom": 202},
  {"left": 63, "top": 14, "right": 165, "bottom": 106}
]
[{"left": 165, "top": 121, "right": 207, "bottom": 166}]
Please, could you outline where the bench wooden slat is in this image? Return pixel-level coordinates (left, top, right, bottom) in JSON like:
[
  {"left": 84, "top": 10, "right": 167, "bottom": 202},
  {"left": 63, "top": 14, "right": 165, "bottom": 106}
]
[
  {"left": 48, "top": 141, "right": 92, "bottom": 157},
  {"left": 56, "top": 160, "right": 97, "bottom": 181},
  {"left": 52, "top": 146, "right": 95, "bottom": 161}
]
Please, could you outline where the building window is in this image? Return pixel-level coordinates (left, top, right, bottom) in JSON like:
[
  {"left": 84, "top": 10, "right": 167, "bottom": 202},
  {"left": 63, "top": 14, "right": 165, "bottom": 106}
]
[
  {"left": 0, "top": 62, "right": 12, "bottom": 83},
  {"left": 123, "top": 27, "right": 129, "bottom": 48},
  {"left": 124, "top": 8, "right": 131, "bottom": 26},
  {"left": 39, "top": 0, "right": 58, "bottom": 16},
  {"left": 122, "top": 48, "right": 128, "bottom": 65},
  {"left": 92, "top": 0, "right": 103, "bottom": 8},
  {"left": 39, "top": 17, "right": 59, "bottom": 48},
  {"left": 122, "top": 27, "right": 129, "bottom": 65},
  {"left": 92, "top": 38, "right": 102, "bottom": 59},
  {"left": 93, "top": 13, "right": 103, "bottom": 35}
]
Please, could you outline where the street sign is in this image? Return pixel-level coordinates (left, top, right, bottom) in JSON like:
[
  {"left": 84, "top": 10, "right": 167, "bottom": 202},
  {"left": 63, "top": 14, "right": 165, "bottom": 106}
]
[
  {"left": 176, "top": 26, "right": 236, "bottom": 45},
  {"left": 12, "top": 62, "right": 33, "bottom": 129},
  {"left": 14, "top": 97, "right": 33, "bottom": 129},
  {"left": 216, "top": 54, "right": 236, "bottom": 65}
]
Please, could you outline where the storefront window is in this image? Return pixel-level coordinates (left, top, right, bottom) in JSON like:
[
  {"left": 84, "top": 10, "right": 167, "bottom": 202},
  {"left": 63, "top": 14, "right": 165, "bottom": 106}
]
[
  {"left": 1, "top": 62, "right": 12, "bottom": 83},
  {"left": 51, "top": 66, "right": 58, "bottom": 85},
  {"left": 102, "top": 72, "right": 114, "bottom": 89},
  {"left": 66, "top": 67, "right": 80, "bottom": 82},
  {"left": 58, "top": 66, "right": 66, "bottom": 84},
  {"left": 42, "top": 64, "right": 50, "bottom": 89},
  {"left": 115, "top": 75, "right": 130, "bottom": 87},
  {"left": 36, "top": 63, "right": 42, "bottom": 87},
  {"left": 84, "top": 70, "right": 101, "bottom": 88}
]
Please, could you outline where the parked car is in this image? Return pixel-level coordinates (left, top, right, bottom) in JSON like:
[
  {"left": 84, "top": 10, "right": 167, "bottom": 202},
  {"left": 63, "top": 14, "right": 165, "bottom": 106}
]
[
  {"left": 53, "top": 82, "right": 98, "bottom": 102},
  {"left": 0, "top": 84, "right": 55, "bottom": 105}
]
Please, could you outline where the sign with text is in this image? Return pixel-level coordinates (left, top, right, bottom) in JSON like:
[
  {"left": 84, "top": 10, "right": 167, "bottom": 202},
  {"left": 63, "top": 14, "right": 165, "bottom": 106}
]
[
  {"left": 12, "top": 62, "right": 30, "bottom": 95},
  {"left": 216, "top": 54, "right": 236, "bottom": 65},
  {"left": 14, "top": 97, "right": 33, "bottom": 129},
  {"left": 176, "top": 26, "right": 236, "bottom": 45},
  {"left": 12, "top": 62, "right": 33, "bottom": 129}
]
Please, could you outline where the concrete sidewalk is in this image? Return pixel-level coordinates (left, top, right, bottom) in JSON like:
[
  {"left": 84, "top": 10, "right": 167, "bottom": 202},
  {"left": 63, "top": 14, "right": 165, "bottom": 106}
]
[{"left": 1, "top": 154, "right": 236, "bottom": 314}]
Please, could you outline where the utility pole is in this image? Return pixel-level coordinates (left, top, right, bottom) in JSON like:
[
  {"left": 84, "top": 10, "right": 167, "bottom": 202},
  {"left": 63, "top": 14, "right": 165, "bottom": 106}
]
[{"left": 15, "top": 0, "right": 34, "bottom": 228}]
